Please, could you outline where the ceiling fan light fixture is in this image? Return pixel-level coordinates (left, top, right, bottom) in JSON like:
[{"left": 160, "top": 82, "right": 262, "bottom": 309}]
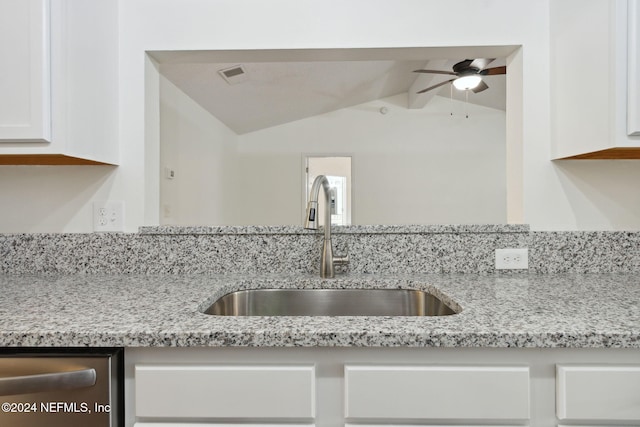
[{"left": 453, "top": 75, "right": 482, "bottom": 91}]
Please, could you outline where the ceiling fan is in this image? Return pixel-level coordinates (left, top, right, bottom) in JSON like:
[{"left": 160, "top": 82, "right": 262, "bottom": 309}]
[{"left": 414, "top": 58, "right": 506, "bottom": 94}]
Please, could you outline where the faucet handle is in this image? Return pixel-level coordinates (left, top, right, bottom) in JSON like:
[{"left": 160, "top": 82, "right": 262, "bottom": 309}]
[
  {"left": 334, "top": 243, "right": 349, "bottom": 266},
  {"left": 333, "top": 254, "right": 349, "bottom": 266}
]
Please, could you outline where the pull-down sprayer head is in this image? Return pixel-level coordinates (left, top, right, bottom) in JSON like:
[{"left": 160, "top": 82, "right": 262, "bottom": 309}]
[
  {"left": 305, "top": 201, "right": 319, "bottom": 230},
  {"left": 304, "top": 175, "right": 330, "bottom": 231}
]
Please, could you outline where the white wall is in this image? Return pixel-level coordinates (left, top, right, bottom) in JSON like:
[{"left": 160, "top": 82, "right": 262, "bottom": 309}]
[
  {"left": 159, "top": 76, "right": 238, "bottom": 225},
  {"left": 130, "top": 0, "right": 640, "bottom": 231},
  {"left": 160, "top": 89, "right": 506, "bottom": 226},
  {"left": 2, "top": 0, "right": 640, "bottom": 232},
  {"left": 0, "top": 165, "right": 116, "bottom": 232},
  {"left": 235, "top": 94, "right": 506, "bottom": 225},
  {"left": 128, "top": 0, "right": 544, "bottom": 231}
]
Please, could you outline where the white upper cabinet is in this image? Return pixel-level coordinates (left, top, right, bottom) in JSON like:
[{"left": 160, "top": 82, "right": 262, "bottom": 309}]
[
  {"left": 0, "top": 0, "right": 118, "bottom": 165},
  {"left": 551, "top": 0, "right": 640, "bottom": 159},
  {"left": 0, "top": 0, "right": 51, "bottom": 142},
  {"left": 629, "top": 0, "right": 640, "bottom": 136}
]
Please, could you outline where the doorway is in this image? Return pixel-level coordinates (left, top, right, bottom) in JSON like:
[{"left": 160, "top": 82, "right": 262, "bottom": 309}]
[{"left": 305, "top": 156, "right": 352, "bottom": 226}]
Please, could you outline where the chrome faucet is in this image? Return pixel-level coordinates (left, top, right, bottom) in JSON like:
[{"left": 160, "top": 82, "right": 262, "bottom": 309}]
[{"left": 305, "top": 175, "right": 349, "bottom": 278}]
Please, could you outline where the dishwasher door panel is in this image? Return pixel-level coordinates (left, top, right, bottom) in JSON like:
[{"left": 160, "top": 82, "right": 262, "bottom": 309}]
[{"left": 0, "top": 353, "right": 120, "bottom": 427}]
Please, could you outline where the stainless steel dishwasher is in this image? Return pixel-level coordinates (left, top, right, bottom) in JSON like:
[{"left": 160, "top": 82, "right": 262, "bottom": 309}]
[{"left": 0, "top": 348, "right": 123, "bottom": 426}]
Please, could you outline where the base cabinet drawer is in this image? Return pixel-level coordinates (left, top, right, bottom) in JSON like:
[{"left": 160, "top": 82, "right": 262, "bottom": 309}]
[
  {"left": 557, "top": 425, "right": 623, "bottom": 427},
  {"left": 134, "top": 424, "right": 314, "bottom": 427},
  {"left": 345, "top": 365, "right": 530, "bottom": 421},
  {"left": 135, "top": 364, "right": 315, "bottom": 419},
  {"left": 557, "top": 365, "right": 640, "bottom": 421},
  {"left": 346, "top": 425, "right": 523, "bottom": 427}
]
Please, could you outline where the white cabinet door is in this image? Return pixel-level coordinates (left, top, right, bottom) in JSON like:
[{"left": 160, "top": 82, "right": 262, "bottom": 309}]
[
  {"left": 557, "top": 365, "right": 640, "bottom": 421},
  {"left": 345, "top": 365, "right": 530, "bottom": 422},
  {"left": 558, "top": 425, "right": 621, "bottom": 427},
  {"left": 0, "top": 0, "right": 118, "bottom": 164},
  {"left": 346, "top": 425, "right": 522, "bottom": 427},
  {"left": 0, "top": 0, "right": 50, "bottom": 142},
  {"left": 629, "top": 0, "right": 640, "bottom": 136},
  {"left": 551, "top": 1, "right": 640, "bottom": 158},
  {"left": 135, "top": 364, "right": 315, "bottom": 420},
  {"left": 135, "top": 424, "right": 314, "bottom": 427}
]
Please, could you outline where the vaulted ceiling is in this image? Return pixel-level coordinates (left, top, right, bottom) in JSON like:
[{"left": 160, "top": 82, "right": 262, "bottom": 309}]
[{"left": 150, "top": 46, "right": 515, "bottom": 135}]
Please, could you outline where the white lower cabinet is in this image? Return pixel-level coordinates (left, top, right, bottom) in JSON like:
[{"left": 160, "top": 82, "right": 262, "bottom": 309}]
[
  {"left": 556, "top": 364, "right": 640, "bottom": 422},
  {"left": 345, "top": 365, "right": 529, "bottom": 423},
  {"left": 126, "top": 347, "right": 640, "bottom": 427},
  {"left": 133, "top": 361, "right": 530, "bottom": 427},
  {"left": 135, "top": 424, "right": 311, "bottom": 427},
  {"left": 135, "top": 364, "right": 315, "bottom": 423}
]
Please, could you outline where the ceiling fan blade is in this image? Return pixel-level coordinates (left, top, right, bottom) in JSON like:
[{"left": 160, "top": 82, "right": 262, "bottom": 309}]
[
  {"left": 482, "top": 66, "right": 506, "bottom": 75},
  {"left": 469, "top": 58, "right": 495, "bottom": 70},
  {"left": 416, "top": 78, "right": 456, "bottom": 94},
  {"left": 414, "top": 69, "right": 457, "bottom": 76},
  {"left": 472, "top": 80, "right": 489, "bottom": 93}
]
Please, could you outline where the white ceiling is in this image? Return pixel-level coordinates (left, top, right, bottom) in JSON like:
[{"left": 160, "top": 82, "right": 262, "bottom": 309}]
[{"left": 150, "top": 46, "right": 515, "bottom": 135}]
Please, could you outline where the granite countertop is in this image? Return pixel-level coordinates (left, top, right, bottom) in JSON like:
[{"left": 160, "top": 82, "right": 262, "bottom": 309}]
[{"left": 0, "top": 273, "right": 639, "bottom": 348}]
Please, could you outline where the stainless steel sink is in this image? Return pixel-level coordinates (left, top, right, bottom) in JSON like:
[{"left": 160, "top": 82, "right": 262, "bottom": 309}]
[{"left": 203, "top": 288, "right": 457, "bottom": 316}]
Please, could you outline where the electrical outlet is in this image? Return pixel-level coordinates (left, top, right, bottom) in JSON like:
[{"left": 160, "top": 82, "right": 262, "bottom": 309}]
[
  {"left": 93, "top": 201, "right": 124, "bottom": 232},
  {"left": 495, "top": 248, "right": 529, "bottom": 270}
]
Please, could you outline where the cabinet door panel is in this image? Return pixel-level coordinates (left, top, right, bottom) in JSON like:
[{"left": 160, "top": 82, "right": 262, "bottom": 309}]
[
  {"left": 135, "top": 364, "right": 315, "bottom": 419},
  {"left": 0, "top": 0, "right": 50, "bottom": 141},
  {"left": 345, "top": 365, "right": 530, "bottom": 421},
  {"left": 629, "top": 0, "right": 640, "bottom": 136},
  {"left": 346, "top": 425, "right": 523, "bottom": 427},
  {"left": 134, "top": 424, "right": 314, "bottom": 427},
  {"left": 558, "top": 425, "right": 620, "bottom": 427},
  {"left": 557, "top": 365, "right": 640, "bottom": 421}
]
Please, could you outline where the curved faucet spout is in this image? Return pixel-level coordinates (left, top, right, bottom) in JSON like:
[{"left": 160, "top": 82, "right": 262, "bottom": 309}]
[
  {"left": 304, "top": 175, "right": 348, "bottom": 278},
  {"left": 305, "top": 175, "right": 331, "bottom": 240}
]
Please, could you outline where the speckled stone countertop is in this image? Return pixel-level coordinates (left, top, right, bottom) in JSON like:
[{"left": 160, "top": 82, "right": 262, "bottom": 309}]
[
  {"left": 137, "top": 224, "right": 530, "bottom": 235},
  {"left": 0, "top": 273, "right": 638, "bottom": 348}
]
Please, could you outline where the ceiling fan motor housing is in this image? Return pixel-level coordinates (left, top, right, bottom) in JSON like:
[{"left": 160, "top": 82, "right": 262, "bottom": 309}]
[{"left": 452, "top": 59, "right": 480, "bottom": 75}]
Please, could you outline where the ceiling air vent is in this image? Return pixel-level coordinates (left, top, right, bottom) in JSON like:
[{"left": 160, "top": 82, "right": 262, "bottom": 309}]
[{"left": 218, "top": 65, "right": 248, "bottom": 85}]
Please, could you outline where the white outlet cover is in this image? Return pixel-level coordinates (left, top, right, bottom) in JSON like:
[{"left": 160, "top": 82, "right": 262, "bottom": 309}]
[
  {"left": 93, "top": 201, "right": 125, "bottom": 232},
  {"left": 495, "top": 248, "right": 529, "bottom": 269}
]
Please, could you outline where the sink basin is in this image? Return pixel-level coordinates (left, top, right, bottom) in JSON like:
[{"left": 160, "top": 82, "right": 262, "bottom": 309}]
[{"left": 203, "top": 288, "right": 457, "bottom": 316}]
